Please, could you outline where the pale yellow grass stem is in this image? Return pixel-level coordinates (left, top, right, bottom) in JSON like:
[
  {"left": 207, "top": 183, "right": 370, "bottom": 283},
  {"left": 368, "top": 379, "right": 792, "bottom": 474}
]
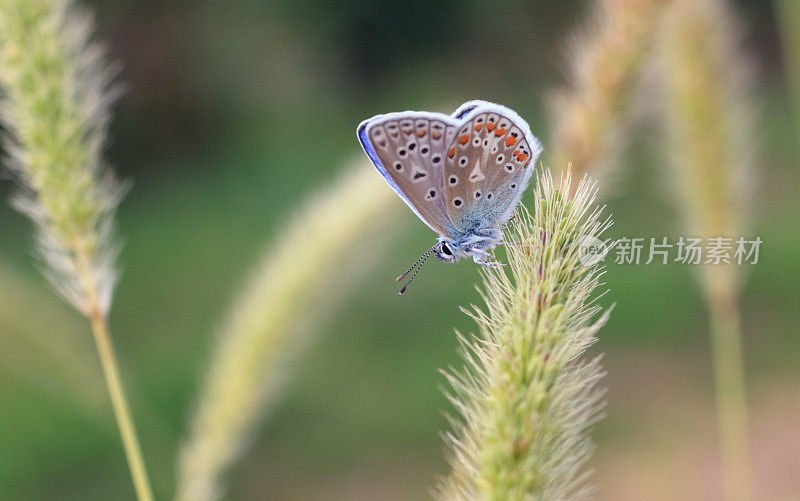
[{"left": 88, "top": 310, "right": 154, "bottom": 501}]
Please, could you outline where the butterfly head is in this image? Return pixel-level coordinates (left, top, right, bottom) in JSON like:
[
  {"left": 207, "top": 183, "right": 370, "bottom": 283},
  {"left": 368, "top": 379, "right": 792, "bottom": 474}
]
[{"left": 433, "top": 239, "right": 459, "bottom": 263}]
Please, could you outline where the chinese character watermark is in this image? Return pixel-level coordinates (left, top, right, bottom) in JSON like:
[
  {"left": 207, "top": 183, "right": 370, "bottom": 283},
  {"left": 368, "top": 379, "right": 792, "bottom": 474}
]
[{"left": 575, "top": 235, "right": 762, "bottom": 266}]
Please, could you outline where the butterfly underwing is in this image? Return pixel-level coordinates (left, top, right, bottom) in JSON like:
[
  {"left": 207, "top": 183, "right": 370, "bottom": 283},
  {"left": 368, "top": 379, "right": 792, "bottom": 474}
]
[{"left": 357, "top": 100, "right": 542, "bottom": 293}]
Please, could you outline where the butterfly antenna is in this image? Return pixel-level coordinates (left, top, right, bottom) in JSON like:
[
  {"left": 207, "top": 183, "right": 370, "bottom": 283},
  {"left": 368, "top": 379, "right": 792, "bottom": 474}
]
[
  {"left": 395, "top": 245, "right": 436, "bottom": 282},
  {"left": 395, "top": 245, "right": 436, "bottom": 296},
  {"left": 398, "top": 251, "right": 433, "bottom": 296},
  {"left": 500, "top": 214, "right": 519, "bottom": 230}
]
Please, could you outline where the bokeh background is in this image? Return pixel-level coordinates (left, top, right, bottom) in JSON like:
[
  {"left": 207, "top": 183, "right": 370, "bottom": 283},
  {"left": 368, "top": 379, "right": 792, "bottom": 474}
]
[{"left": 0, "top": 0, "right": 798, "bottom": 499}]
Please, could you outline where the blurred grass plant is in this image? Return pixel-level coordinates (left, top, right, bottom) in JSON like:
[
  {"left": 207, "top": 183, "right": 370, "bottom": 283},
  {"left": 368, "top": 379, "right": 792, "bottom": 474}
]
[
  {"left": 176, "top": 162, "right": 401, "bottom": 501},
  {"left": 438, "top": 171, "right": 612, "bottom": 500},
  {"left": 549, "top": 0, "right": 668, "bottom": 186},
  {"left": 658, "top": 0, "right": 756, "bottom": 498},
  {"left": 776, "top": 0, "right": 800, "bottom": 150},
  {"left": 0, "top": 1, "right": 153, "bottom": 499}
]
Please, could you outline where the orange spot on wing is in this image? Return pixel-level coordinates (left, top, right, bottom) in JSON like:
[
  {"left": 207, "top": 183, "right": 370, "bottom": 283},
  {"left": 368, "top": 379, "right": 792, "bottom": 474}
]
[
  {"left": 513, "top": 149, "right": 521, "bottom": 157},
  {"left": 474, "top": 123, "right": 483, "bottom": 131},
  {"left": 518, "top": 153, "right": 528, "bottom": 162},
  {"left": 417, "top": 129, "right": 426, "bottom": 137},
  {"left": 458, "top": 134, "right": 469, "bottom": 144},
  {"left": 494, "top": 127, "right": 506, "bottom": 136},
  {"left": 486, "top": 122, "right": 496, "bottom": 131},
  {"left": 431, "top": 131, "right": 442, "bottom": 139},
  {"left": 505, "top": 136, "right": 517, "bottom": 146},
  {"left": 448, "top": 147, "right": 456, "bottom": 158}
]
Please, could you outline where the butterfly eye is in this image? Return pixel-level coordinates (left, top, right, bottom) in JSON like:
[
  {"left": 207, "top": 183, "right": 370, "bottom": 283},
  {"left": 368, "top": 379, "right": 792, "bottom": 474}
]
[{"left": 441, "top": 242, "right": 453, "bottom": 256}]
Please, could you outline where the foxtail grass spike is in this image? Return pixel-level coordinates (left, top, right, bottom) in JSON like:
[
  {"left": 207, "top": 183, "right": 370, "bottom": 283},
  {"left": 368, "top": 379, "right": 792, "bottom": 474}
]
[
  {"left": 0, "top": 1, "right": 153, "bottom": 499},
  {"left": 549, "top": 0, "right": 668, "bottom": 188},
  {"left": 437, "top": 170, "right": 613, "bottom": 500},
  {"left": 176, "top": 162, "right": 401, "bottom": 501},
  {"left": 658, "top": 0, "right": 756, "bottom": 499}
]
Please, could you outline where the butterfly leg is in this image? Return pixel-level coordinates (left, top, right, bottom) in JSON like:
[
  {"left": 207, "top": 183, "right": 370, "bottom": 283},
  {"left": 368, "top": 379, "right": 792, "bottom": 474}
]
[
  {"left": 472, "top": 249, "right": 508, "bottom": 268},
  {"left": 480, "top": 261, "right": 509, "bottom": 269}
]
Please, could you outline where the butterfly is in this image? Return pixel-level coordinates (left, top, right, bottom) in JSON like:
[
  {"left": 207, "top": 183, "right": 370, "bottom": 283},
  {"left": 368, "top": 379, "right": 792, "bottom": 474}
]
[{"left": 357, "top": 100, "right": 542, "bottom": 294}]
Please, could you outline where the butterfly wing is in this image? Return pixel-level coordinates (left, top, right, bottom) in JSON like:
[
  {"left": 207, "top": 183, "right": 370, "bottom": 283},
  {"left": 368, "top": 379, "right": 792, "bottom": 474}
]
[
  {"left": 443, "top": 102, "right": 542, "bottom": 232},
  {"left": 358, "top": 111, "right": 459, "bottom": 237}
]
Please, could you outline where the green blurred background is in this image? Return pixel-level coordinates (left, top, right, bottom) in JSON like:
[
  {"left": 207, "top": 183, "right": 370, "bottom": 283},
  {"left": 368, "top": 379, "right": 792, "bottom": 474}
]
[{"left": 0, "top": 0, "right": 798, "bottom": 499}]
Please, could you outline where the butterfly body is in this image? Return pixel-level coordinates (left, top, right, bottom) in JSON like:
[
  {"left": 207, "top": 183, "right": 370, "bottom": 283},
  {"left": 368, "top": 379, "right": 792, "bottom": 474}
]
[
  {"left": 429, "top": 226, "right": 502, "bottom": 264},
  {"left": 358, "top": 100, "right": 541, "bottom": 273}
]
